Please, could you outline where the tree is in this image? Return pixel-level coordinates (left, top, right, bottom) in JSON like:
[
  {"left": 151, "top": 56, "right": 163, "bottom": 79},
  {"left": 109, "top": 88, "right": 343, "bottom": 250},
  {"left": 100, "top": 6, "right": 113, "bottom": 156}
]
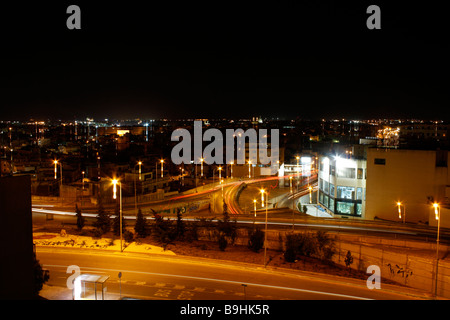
[
  {"left": 176, "top": 208, "right": 185, "bottom": 239},
  {"left": 93, "top": 193, "right": 111, "bottom": 235},
  {"left": 113, "top": 204, "right": 126, "bottom": 237},
  {"left": 248, "top": 226, "right": 265, "bottom": 253},
  {"left": 75, "top": 204, "right": 85, "bottom": 231},
  {"left": 33, "top": 252, "right": 49, "bottom": 296},
  {"left": 215, "top": 202, "right": 237, "bottom": 250},
  {"left": 134, "top": 208, "right": 149, "bottom": 238},
  {"left": 345, "top": 250, "right": 354, "bottom": 268}
]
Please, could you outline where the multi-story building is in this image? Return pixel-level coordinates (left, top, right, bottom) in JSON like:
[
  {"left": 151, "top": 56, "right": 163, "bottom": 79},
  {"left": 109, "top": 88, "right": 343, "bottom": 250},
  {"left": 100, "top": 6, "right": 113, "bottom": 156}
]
[
  {"left": 318, "top": 146, "right": 450, "bottom": 227},
  {"left": 318, "top": 151, "right": 367, "bottom": 218}
]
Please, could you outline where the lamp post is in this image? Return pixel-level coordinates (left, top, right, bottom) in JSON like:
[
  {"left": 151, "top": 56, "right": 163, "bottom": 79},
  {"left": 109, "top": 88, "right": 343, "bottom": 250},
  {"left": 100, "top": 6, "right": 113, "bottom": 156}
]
[
  {"left": 253, "top": 199, "right": 257, "bottom": 222},
  {"left": 397, "top": 202, "right": 406, "bottom": 223},
  {"left": 200, "top": 158, "right": 204, "bottom": 177},
  {"left": 433, "top": 202, "right": 441, "bottom": 297},
  {"left": 218, "top": 166, "right": 222, "bottom": 181},
  {"left": 230, "top": 161, "right": 234, "bottom": 179},
  {"left": 308, "top": 185, "right": 313, "bottom": 204},
  {"left": 134, "top": 162, "right": 142, "bottom": 212},
  {"left": 112, "top": 179, "right": 123, "bottom": 252},
  {"left": 160, "top": 159, "right": 164, "bottom": 178},
  {"left": 138, "top": 161, "right": 142, "bottom": 181},
  {"left": 296, "top": 156, "right": 300, "bottom": 180},
  {"left": 248, "top": 160, "right": 252, "bottom": 178},
  {"left": 262, "top": 189, "right": 269, "bottom": 267},
  {"left": 260, "top": 188, "right": 265, "bottom": 208},
  {"left": 54, "top": 160, "right": 58, "bottom": 180},
  {"left": 54, "top": 160, "right": 62, "bottom": 188}
]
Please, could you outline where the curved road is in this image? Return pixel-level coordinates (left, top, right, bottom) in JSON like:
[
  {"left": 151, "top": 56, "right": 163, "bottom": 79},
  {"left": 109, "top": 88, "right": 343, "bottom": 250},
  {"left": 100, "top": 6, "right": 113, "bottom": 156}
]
[{"left": 37, "top": 247, "right": 426, "bottom": 300}]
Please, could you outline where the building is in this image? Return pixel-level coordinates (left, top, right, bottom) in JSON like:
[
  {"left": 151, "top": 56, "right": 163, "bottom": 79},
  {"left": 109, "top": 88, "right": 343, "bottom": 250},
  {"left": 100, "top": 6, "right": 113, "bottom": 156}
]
[
  {"left": 0, "top": 175, "right": 35, "bottom": 299},
  {"left": 365, "top": 148, "right": 450, "bottom": 226},
  {"left": 318, "top": 152, "right": 367, "bottom": 218},
  {"left": 318, "top": 146, "right": 450, "bottom": 227}
]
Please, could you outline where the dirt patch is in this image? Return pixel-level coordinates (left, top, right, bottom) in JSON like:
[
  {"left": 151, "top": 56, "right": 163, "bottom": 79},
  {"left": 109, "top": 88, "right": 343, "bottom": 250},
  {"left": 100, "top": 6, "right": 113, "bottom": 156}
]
[{"left": 33, "top": 234, "right": 57, "bottom": 240}]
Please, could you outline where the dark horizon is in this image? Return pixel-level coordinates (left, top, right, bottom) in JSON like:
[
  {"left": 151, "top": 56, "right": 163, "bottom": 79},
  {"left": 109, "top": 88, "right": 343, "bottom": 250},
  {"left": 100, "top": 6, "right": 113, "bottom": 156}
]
[{"left": 1, "top": 2, "right": 449, "bottom": 122}]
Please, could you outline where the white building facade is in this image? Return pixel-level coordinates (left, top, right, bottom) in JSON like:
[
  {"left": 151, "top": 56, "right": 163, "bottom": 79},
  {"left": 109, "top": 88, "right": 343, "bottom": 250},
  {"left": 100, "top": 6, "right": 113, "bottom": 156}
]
[{"left": 318, "top": 155, "right": 367, "bottom": 218}]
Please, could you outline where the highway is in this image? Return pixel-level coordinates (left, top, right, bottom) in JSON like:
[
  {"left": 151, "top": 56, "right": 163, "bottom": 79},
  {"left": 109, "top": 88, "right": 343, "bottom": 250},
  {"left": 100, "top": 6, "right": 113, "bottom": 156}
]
[{"left": 37, "top": 247, "right": 425, "bottom": 300}]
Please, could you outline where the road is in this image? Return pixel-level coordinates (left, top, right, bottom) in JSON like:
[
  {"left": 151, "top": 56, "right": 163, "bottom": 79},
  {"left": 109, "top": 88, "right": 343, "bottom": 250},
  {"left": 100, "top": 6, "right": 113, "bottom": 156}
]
[{"left": 37, "top": 247, "right": 425, "bottom": 300}]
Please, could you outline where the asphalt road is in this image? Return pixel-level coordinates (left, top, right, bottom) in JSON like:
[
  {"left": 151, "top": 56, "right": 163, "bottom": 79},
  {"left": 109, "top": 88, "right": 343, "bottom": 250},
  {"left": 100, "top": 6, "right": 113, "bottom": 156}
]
[{"left": 37, "top": 247, "right": 425, "bottom": 300}]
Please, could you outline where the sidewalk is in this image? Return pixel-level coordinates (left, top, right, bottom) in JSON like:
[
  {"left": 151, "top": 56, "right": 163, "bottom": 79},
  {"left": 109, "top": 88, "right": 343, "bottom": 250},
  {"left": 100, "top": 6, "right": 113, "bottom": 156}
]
[{"left": 40, "top": 285, "right": 123, "bottom": 300}]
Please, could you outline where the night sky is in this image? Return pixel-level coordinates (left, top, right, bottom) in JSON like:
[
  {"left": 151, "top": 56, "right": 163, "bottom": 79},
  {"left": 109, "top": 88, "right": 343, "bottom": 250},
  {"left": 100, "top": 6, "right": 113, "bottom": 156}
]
[{"left": 1, "top": 2, "right": 449, "bottom": 121}]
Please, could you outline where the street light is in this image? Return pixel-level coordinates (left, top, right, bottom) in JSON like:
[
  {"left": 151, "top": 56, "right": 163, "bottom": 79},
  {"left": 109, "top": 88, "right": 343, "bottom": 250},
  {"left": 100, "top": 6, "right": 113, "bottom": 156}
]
[
  {"left": 263, "top": 189, "right": 269, "bottom": 268},
  {"left": 54, "top": 160, "right": 58, "bottom": 180},
  {"left": 308, "top": 185, "right": 313, "bottom": 204},
  {"left": 230, "top": 161, "right": 234, "bottom": 179},
  {"left": 200, "top": 158, "right": 204, "bottom": 177},
  {"left": 160, "top": 159, "right": 164, "bottom": 178},
  {"left": 138, "top": 161, "right": 142, "bottom": 181},
  {"left": 397, "top": 202, "right": 406, "bottom": 223},
  {"left": 248, "top": 160, "right": 252, "bottom": 178},
  {"left": 433, "top": 202, "right": 441, "bottom": 297},
  {"left": 260, "top": 188, "right": 265, "bottom": 208},
  {"left": 218, "top": 166, "right": 222, "bottom": 181},
  {"left": 54, "top": 160, "right": 62, "bottom": 189},
  {"left": 112, "top": 178, "right": 123, "bottom": 252},
  {"left": 253, "top": 199, "right": 257, "bottom": 219}
]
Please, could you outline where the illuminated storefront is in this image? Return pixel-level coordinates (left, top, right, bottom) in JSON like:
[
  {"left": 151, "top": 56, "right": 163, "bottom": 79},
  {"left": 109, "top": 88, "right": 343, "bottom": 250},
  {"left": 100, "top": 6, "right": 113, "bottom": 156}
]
[{"left": 318, "top": 155, "right": 366, "bottom": 217}]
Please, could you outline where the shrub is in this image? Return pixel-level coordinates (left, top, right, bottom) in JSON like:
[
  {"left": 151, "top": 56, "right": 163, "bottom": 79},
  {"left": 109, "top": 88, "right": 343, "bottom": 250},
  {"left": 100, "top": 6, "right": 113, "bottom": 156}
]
[
  {"left": 284, "top": 231, "right": 336, "bottom": 263},
  {"left": 123, "top": 230, "right": 134, "bottom": 243},
  {"left": 134, "top": 208, "right": 149, "bottom": 238},
  {"left": 248, "top": 227, "right": 265, "bottom": 253},
  {"left": 218, "top": 234, "right": 228, "bottom": 251}
]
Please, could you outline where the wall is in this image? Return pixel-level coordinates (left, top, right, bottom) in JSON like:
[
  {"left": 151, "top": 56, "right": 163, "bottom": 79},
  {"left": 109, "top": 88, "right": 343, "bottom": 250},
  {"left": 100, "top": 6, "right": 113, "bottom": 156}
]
[
  {"left": 365, "top": 148, "right": 449, "bottom": 224},
  {"left": 196, "top": 227, "right": 450, "bottom": 298}
]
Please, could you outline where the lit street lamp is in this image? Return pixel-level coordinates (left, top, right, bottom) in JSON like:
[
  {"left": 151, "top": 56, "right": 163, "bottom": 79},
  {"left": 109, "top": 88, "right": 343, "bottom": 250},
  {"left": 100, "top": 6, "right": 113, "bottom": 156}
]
[
  {"left": 230, "top": 161, "right": 234, "bottom": 179},
  {"left": 397, "top": 201, "right": 406, "bottom": 223},
  {"left": 308, "top": 185, "right": 313, "bottom": 204},
  {"left": 200, "top": 158, "right": 204, "bottom": 177},
  {"left": 138, "top": 161, "right": 142, "bottom": 181},
  {"left": 262, "top": 189, "right": 269, "bottom": 267},
  {"left": 433, "top": 202, "right": 441, "bottom": 297},
  {"left": 160, "top": 159, "right": 164, "bottom": 178},
  {"left": 54, "top": 160, "right": 58, "bottom": 180},
  {"left": 260, "top": 188, "right": 265, "bottom": 208},
  {"left": 248, "top": 160, "right": 252, "bottom": 178},
  {"left": 112, "top": 179, "right": 123, "bottom": 252}
]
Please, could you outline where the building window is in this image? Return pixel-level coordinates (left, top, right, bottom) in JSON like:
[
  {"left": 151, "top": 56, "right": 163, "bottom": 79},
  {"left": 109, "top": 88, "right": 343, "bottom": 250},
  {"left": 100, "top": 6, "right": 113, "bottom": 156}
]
[
  {"left": 337, "top": 167, "right": 355, "bottom": 179},
  {"left": 323, "top": 180, "right": 329, "bottom": 194},
  {"left": 356, "top": 187, "right": 363, "bottom": 200},
  {"left": 329, "top": 183, "right": 335, "bottom": 197},
  {"left": 329, "top": 197, "right": 335, "bottom": 212},
  {"left": 319, "top": 191, "right": 324, "bottom": 204},
  {"left": 357, "top": 168, "right": 363, "bottom": 179},
  {"left": 374, "top": 158, "right": 386, "bottom": 165},
  {"left": 356, "top": 203, "right": 362, "bottom": 215},
  {"left": 323, "top": 194, "right": 329, "bottom": 208},
  {"left": 337, "top": 186, "right": 355, "bottom": 200},
  {"left": 319, "top": 178, "right": 323, "bottom": 190},
  {"left": 336, "top": 201, "right": 355, "bottom": 215},
  {"left": 330, "top": 165, "right": 336, "bottom": 176}
]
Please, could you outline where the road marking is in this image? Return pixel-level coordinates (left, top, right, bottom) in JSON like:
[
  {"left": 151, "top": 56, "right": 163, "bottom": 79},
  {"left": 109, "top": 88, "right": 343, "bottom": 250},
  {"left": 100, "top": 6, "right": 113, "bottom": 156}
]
[{"left": 43, "top": 264, "right": 373, "bottom": 300}]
